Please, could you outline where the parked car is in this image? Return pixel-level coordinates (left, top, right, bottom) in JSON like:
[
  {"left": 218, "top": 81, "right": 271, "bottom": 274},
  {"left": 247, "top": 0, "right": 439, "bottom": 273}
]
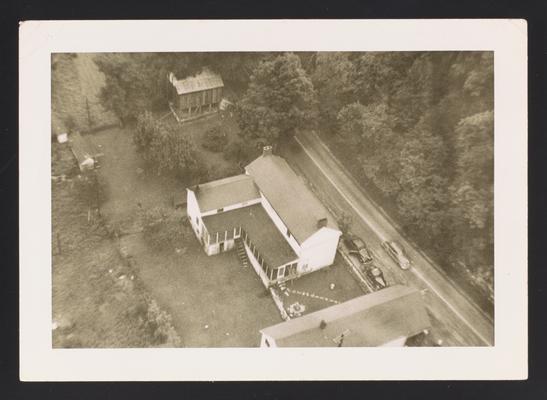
[
  {"left": 363, "top": 265, "right": 387, "bottom": 290},
  {"left": 382, "top": 240, "right": 411, "bottom": 270},
  {"left": 344, "top": 236, "right": 373, "bottom": 264}
]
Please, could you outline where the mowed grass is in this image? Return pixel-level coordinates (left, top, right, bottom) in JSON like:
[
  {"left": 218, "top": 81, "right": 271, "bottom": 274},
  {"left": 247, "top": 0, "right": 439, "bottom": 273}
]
[{"left": 122, "top": 231, "right": 283, "bottom": 347}]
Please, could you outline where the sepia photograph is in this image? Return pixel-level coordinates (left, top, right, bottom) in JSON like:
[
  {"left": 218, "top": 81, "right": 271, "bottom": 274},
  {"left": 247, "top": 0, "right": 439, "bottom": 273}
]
[
  {"left": 19, "top": 20, "right": 527, "bottom": 380},
  {"left": 50, "top": 51, "right": 494, "bottom": 348}
]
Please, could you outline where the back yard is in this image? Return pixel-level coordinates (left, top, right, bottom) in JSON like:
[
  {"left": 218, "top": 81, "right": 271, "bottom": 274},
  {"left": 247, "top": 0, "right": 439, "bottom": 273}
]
[{"left": 91, "top": 116, "right": 284, "bottom": 347}]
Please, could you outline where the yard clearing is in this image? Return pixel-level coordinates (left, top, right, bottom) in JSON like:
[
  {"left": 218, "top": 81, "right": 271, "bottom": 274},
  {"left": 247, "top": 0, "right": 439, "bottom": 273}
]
[
  {"left": 121, "top": 231, "right": 282, "bottom": 347},
  {"left": 92, "top": 120, "right": 281, "bottom": 347}
]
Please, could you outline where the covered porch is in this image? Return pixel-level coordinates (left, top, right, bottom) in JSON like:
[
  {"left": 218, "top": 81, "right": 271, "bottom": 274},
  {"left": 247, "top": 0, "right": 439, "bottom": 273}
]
[{"left": 201, "top": 203, "right": 299, "bottom": 287}]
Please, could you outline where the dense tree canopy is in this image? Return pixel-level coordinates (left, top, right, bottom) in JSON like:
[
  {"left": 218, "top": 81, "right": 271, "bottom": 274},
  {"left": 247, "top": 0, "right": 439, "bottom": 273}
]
[
  {"left": 236, "top": 53, "right": 318, "bottom": 146},
  {"left": 308, "top": 51, "right": 494, "bottom": 301},
  {"left": 134, "top": 111, "right": 203, "bottom": 182},
  {"left": 95, "top": 52, "right": 268, "bottom": 124}
]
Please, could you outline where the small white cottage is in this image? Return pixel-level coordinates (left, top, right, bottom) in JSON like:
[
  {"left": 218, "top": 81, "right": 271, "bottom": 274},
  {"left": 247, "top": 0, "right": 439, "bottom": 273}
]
[{"left": 186, "top": 146, "right": 342, "bottom": 288}]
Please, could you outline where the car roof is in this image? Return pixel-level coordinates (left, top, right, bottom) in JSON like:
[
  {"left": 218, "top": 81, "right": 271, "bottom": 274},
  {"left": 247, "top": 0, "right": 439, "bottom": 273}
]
[{"left": 390, "top": 241, "right": 404, "bottom": 253}]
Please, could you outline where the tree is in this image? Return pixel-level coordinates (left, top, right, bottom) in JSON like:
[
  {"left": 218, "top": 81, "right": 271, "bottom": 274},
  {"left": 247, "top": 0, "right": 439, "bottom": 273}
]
[
  {"left": 337, "top": 102, "right": 391, "bottom": 147},
  {"left": 311, "top": 52, "right": 356, "bottom": 128},
  {"left": 236, "top": 53, "right": 318, "bottom": 145},
  {"left": 141, "top": 207, "right": 188, "bottom": 252},
  {"left": 149, "top": 123, "right": 203, "bottom": 181},
  {"left": 201, "top": 125, "right": 228, "bottom": 153}
]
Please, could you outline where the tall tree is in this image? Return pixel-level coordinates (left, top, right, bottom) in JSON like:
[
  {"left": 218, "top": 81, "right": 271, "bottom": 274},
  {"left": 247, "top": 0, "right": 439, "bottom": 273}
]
[
  {"left": 311, "top": 52, "right": 356, "bottom": 128},
  {"left": 236, "top": 53, "right": 318, "bottom": 145}
]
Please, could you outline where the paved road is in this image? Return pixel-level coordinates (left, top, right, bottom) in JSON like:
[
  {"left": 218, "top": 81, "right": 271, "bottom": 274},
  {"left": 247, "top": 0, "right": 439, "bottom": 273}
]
[{"left": 283, "top": 130, "right": 494, "bottom": 346}]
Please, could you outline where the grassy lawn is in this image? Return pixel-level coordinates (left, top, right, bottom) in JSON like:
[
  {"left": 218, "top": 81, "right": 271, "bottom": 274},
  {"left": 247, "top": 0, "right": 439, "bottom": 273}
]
[
  {"left": 92, "top": 120, "right": 282, "bottom": 347},
  {"left": 121, "top": 231, "right": 283, "bottom": 347},
  {"left": 52, "top": 144, "right": 180, "bottom": 348},
  {"left": 92, "top": 127, "right": 185, "bottom": 232}
]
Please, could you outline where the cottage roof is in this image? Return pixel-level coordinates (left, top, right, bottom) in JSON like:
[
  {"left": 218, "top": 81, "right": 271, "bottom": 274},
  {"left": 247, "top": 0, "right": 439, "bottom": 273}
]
[
  {"left": 245, "top": 153, "right": 339, "bottom": 243},
  {"left": 171, "top": 69, "right": 224, "bottom": 95},
  {"left": 203, "top": 203, "right": 298, "bottom": 268},
  {"left": 260, "top": 285, "right": 430, "bottom": 347},
  {"left": 192, "top": 174, "right": 260, "bottom": 213}
]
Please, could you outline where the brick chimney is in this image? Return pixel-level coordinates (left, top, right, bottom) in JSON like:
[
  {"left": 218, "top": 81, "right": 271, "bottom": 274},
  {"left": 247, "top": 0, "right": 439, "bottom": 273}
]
[
  {"left": 262, "top": 145, "right": 273, "bottom": 157},
  {"left": 317, "top": 217, "right": 328, "bottom": 229}
]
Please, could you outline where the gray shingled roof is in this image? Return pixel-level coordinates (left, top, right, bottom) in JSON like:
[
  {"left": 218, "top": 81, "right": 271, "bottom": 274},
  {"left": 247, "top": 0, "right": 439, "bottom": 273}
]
[
  {"left": 172, "top": 69, "right": 224, "bottom": 95},
  {"left": 245, "top": 154, "right": 339, "bottom": 243},
  {"left": 260, "top": 285, "right": 430, "bottom": 347},
  {"left": 193, "top": 174, "right": 260, "bottom": 213},
  {"left": 202, "top": 203, "right": 298, "bottom": 268}
]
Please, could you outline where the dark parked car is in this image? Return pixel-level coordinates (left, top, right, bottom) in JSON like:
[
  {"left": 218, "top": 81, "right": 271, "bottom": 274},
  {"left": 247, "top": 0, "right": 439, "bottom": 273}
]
[
  {"left": 363, "top": 265, "right": 387, "bottom": 290},
  {"left": 382, "top": 240, "right": 411, "bottom": 270},
  {"left": 344, "top": 236, "right": 373, "bottom": 264}
]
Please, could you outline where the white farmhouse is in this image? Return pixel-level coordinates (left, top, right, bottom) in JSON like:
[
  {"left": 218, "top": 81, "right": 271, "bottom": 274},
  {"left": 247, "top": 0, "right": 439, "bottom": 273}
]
[{"left": 186, "top": 146, "right": 342, "bottom": 288}]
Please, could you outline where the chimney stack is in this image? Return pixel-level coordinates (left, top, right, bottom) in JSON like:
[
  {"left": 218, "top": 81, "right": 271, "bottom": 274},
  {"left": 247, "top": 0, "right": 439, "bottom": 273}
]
[
  {"left": 317, "top": 217, "right": 328, "bottom": 229},
  {"left": 262, "top": 145, "right": 273, "bottom": 157}
]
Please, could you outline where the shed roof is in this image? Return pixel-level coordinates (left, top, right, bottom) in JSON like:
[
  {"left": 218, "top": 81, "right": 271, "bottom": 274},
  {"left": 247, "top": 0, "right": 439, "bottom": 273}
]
[
  {"left": 69, "top": 132, "right": 103, "bottom": 170},
  {"left": 260, "top": 285, "right": 430, "bottom": 347},
  {"left": 245, "top": 153, "right": 339, "bottom": 243},
  {"left": 192, "top": 174, "right": 260, "bottom": 213},
  {"left": 172, "top": 69, "right": 224, "bottom": 95},
  {"left": 202, "top": 203, "right": 298, "bottom": 268}
]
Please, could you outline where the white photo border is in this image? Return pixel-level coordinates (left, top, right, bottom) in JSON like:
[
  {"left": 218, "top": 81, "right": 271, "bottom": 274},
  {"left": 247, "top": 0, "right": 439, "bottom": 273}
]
[{"left": 19, "top": 19, "right": 528, "bottom": 381}]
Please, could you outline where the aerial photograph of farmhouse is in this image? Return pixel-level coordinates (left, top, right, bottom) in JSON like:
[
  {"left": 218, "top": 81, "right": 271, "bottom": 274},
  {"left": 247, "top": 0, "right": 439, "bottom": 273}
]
[{"left": 51, "top": 52, "right": 494, "bottom": 348}]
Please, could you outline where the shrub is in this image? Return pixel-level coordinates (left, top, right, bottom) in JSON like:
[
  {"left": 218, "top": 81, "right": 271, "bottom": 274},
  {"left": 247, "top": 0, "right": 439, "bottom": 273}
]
[
  {"left": 223, "top": 138, "right": 260, "bottom": 165},
  {"left": 141, "top": 207, "right": 187, "bottom": 252},
  {"left": 201, "top": 125, "right": 228, "bottom": 152}
]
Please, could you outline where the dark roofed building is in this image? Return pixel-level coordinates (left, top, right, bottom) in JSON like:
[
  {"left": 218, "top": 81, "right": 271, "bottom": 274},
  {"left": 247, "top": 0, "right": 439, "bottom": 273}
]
[
  {"left": 169, "top": 68, "right": 224, "bottom": 118},
  {"left": 259, "top": 285, "right": 430, "bottom": 347},
  {"left": 194, "top": 174, "right": 260, "bottom": 213},
  {"left": 245, "top": 149, "right": 338, "bottom": 244},
  {"left": 203, "top": 203, "right": 298, "bottom": 270}
]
